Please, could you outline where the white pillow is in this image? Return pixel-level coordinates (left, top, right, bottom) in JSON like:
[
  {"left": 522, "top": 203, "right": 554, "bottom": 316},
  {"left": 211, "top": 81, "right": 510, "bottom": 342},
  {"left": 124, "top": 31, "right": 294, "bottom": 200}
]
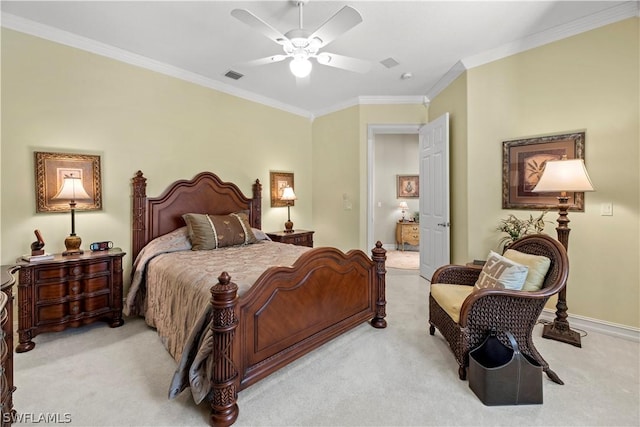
[{"left": 474, "top": 250, "right": 529, "bottom": 291}]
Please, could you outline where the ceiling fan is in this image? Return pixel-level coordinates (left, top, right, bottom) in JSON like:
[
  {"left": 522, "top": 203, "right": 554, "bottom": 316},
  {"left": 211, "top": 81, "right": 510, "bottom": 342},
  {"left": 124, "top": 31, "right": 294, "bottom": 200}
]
[{"left": 231, "top": 0, "right": 370, "bottom": 78}]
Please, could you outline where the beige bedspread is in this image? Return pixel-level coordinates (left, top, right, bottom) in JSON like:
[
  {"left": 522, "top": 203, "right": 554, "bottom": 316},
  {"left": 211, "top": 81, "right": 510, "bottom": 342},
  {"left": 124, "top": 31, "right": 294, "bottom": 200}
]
[{"left": 123, "top": 227, "right": 309, "bottom": 403}]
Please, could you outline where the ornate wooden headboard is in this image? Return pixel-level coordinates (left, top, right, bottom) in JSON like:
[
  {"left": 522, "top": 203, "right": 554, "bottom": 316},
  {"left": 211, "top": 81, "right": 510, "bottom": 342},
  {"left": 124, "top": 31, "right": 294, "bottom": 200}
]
[{"left": 131, "top": 171, "right": 262, "bottom": 261}]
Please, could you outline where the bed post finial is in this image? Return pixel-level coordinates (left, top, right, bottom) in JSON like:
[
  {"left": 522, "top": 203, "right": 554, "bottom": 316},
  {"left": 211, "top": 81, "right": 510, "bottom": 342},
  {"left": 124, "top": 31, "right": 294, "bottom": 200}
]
[
  {"left": 210, "top": 272, "right": 239, "bottom": 427},
  {"left": 370, "top": 241, "right": 387, "bottom": 329}
]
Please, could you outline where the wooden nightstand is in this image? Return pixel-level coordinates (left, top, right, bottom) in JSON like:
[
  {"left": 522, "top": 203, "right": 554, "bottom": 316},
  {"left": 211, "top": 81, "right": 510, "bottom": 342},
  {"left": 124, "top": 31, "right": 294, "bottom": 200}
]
[
  {"left": 15, "top": 248, "right": 125, "bottom": 353},
  {"left": 266, "top": 230, "right": 314, "bottom": 248},
  {"left": 396, "top": 221, "right": 419, "bottom": 251}
]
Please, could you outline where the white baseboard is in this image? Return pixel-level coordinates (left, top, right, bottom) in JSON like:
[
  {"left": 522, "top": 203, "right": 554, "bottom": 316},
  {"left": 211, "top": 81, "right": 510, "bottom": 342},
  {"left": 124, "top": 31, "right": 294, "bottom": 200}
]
[{"left": 540, "top": 309, "right": 640, "bottom": 342}]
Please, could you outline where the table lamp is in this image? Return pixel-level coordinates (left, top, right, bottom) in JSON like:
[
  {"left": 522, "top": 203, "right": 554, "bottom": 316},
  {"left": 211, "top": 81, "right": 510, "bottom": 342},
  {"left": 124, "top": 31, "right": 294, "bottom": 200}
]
[
  {"left": 281, "top": 186, "right": 297, "bottom": 233},
  {"left": 52, "top": 173, "right": 92, "bottom": 255},
  {"left": 398, "top": 201, "right": 409, "bottom": 221}
]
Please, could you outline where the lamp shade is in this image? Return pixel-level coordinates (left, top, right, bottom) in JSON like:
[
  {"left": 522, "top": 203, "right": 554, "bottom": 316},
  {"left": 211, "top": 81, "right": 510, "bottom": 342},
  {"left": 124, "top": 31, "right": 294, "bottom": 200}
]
[
  {"left": 532, "top": 159, "right": 595, "bottom": 193},
  {"left": 52, "top": 175, "right": 92, "bottom": 201},
  {"left": 281, "top": 186, "right": 297, "bottom": 201},
  {"left": 398, "top": 201, "right": 409, "bottom": 210}
]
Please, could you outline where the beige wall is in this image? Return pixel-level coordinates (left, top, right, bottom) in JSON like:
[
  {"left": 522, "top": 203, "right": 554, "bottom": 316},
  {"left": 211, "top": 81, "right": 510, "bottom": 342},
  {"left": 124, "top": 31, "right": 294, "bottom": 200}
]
[
  {"left": 311, "top": 104, "right": 427, "bottom": 251},
  {"left": 2, "top": 16, "right": 638, "bottom": 329},
  {"left": 1, "top": 29, "right": 312, "bottom": 282},
  {"left": 429, "top": 73, "right": 469, "bottom": 264},
  {"left": 434, "top": 18, "right": 639, "bottom": 328}
]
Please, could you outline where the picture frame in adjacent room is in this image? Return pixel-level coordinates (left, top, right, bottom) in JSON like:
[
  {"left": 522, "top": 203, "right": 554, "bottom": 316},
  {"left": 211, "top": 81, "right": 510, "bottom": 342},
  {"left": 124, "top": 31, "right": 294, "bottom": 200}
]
[
  {"left": 34, "top": 151, "right": 102, "bottom": 213},
  {"left": 502, "top": 132, "right": 585, "bottom": 211},
  {"left": 270, "top": 171, "right": 294, "bottom": 207},
  {"left": 397, "top": 175, "right": 419, "bottom": 198}
]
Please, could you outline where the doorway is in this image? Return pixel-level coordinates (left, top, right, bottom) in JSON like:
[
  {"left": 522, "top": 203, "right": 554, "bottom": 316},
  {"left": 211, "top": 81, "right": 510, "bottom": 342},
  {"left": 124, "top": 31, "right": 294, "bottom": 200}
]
[
  {"left": 367, "top": 118, "right": 450, "bottom": 279},
  {"left": 367, "top": 124, "right": 421, "bottom": 254}
]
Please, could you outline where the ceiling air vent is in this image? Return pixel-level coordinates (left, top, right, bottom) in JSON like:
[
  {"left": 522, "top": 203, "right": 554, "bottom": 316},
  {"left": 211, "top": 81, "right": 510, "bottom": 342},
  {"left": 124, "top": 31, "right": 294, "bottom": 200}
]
[
  {"left": 380, "top": 57, "right": 399, "bottom": 69},
  {"left": 224, "top": 70, "right": 244, "bottom": 80}
]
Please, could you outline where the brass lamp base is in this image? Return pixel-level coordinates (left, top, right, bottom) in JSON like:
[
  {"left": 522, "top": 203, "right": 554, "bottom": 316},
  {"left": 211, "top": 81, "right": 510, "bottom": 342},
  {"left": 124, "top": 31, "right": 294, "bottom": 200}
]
[
  {"left": 284, "top": 220, "right": 294, "bottom": 233},
  {"left": 542, "top": 321, "right": 581, "bottom": 347},
  {"left": 63, "top": 234, "right": 84, "bottom": 256}
]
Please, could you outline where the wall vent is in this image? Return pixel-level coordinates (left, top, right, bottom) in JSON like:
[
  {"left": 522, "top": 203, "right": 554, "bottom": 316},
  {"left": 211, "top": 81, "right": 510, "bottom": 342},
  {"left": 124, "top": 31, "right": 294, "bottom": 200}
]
[
  {"left": 224, "top": 70, "right": 244, "bottom": 80},
  {"left": 380, "top": 57, "right": 399, "bottom": 69}
]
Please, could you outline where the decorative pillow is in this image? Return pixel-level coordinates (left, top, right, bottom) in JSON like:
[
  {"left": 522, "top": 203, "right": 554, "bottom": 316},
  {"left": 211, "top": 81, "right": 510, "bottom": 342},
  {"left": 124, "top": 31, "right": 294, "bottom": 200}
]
[
  {"left": 503, "top": 249, "right": 551, "bottom": 292},
  {"left": 474, "top": 250, "right": 529, "bottom": 291},
  {"left": 183, "top": 212, "right": 257, "bottom": 250}
]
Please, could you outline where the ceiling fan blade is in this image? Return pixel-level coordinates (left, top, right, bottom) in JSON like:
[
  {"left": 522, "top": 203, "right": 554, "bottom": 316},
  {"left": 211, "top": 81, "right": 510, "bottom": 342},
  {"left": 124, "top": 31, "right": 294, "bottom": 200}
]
[
  {"left": 243, "top": 54, "right": 288, "bottom": 67},
  {"left": 315, "top": 52, "right": 371, "bottom": 74},
  {"left": 231, "top": 9, "right": 288, "bottom": 45},
  {"left": 308, "top": 6, "right": 363, "bottom": 48}
]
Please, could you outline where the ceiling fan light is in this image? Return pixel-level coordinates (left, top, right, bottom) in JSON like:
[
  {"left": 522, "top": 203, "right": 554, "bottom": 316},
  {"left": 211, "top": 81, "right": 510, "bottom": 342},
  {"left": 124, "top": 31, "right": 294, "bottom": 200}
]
[{"left": 290, "top": 57, "right": 312, "bottom": 77}]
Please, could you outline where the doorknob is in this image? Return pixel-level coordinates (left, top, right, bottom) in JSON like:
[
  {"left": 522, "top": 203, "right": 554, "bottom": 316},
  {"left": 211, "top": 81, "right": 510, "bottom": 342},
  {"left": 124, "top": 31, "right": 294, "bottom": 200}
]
[{"left": 437, "top": 222, "right": 450, "bottom": 227}]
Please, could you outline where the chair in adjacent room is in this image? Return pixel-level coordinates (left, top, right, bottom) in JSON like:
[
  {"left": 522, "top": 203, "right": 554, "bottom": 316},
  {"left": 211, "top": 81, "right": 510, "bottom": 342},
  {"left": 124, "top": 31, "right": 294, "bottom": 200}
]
[{"left": 428, "top": 234, "right": 569, "bottom": 384}]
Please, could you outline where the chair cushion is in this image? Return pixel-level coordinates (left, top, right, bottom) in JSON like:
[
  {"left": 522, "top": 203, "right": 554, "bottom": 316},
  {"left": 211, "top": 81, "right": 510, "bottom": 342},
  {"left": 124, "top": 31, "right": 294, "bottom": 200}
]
[
  {"left": 474, "top": 251, "right": 529, "bottom": 291},
  {"left": 503, "top": 249, "right": 551, "bottom": 291},
  {"left": 430, "top": 284, "right": 475, "bottom": 324}
]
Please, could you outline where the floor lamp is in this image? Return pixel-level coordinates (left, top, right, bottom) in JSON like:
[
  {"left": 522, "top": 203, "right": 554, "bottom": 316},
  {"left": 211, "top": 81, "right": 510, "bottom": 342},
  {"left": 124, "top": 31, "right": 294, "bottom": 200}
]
[{"left": 532, "top": 157, "right": 594, "bottom": 347}]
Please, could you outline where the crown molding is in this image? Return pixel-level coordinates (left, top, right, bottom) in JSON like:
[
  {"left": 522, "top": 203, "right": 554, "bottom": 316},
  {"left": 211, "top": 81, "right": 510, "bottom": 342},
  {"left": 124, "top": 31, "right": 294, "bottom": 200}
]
[
  {"left": 313, "top": 95, "right": 426, "bottom": 119},
  {"left": 462, "top": 1, "right": 639, "bottom": 70},
  {"left": 426, "top": 1, "right": 639, "bottom": 101},
  {"left": 425, "top": 60, "right": 467, "bottom": 102},
  {"left": 1, "top": 12, "right": 313, "bottom": 120}
]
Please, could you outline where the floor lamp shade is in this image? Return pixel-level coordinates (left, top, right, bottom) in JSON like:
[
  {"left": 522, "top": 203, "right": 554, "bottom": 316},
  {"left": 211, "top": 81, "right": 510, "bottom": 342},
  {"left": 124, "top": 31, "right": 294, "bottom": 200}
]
[
  {"left": 532, "top": 158, "right": 594, "bottom": 347},
  {"left": 280, "top": 186, "right": 297, "bottom": 233},
  {"left": 52, "top": 175, "right": 92, "bottom": 255},
  {"left": 532, "top": 159, "right": 595, "bottom": 193}
]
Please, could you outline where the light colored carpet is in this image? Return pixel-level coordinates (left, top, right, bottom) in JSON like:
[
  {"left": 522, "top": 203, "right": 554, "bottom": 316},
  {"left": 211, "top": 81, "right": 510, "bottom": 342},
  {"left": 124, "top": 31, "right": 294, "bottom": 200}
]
[
  {"left": 12, "top": 269, "right": 640, "bottom": 426},
  {"left": 385, "top": 249, "right": 419, "bottom": 269}
]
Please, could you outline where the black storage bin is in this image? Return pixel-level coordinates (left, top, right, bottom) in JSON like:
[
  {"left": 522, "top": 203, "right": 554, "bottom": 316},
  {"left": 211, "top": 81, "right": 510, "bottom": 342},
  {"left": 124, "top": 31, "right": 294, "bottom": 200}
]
[{"left": 468, "top": 329, "right": 542, "bottom": 405}]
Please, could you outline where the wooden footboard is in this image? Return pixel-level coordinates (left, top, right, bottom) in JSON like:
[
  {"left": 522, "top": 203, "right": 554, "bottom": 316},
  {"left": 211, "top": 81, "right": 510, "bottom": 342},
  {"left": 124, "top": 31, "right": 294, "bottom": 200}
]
[{"left": 209, "top": 243, "right": 387, "bottom": 427}]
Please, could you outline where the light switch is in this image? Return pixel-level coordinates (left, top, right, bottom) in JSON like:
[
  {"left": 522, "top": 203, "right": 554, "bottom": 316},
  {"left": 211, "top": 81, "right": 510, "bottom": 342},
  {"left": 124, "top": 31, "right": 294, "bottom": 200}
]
[{"left": 600, "top": 202, "right": 613, "bottom": 216}]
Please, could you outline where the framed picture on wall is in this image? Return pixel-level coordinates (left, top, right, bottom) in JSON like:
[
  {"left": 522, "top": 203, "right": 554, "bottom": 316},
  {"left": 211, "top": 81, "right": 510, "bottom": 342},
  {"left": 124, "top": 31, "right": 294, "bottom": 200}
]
[
  {"left": 397, "top": 175, "right": 419, "bottom": 198},
  {"left": 34, "top": 151, "right": 102, "bottom": 213},
  {"left": 270, "top": 171, "right": 294, "bottom": 207},
  {"left": 502, "top": 132, "right": 586, "bottom": 211}
]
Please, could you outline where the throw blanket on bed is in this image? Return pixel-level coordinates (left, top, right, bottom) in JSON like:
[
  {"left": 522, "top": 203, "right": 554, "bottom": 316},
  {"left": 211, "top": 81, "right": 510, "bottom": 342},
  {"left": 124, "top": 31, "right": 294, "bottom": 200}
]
[{"left": 123, "top": 227, "right": 310, "bottom": 403}]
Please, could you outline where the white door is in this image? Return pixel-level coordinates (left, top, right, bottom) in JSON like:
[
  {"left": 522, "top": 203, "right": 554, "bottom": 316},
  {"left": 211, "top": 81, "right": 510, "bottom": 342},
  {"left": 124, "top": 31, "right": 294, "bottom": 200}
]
[{"left": 419, "top": 113, "right": 450, "bottom": 279}]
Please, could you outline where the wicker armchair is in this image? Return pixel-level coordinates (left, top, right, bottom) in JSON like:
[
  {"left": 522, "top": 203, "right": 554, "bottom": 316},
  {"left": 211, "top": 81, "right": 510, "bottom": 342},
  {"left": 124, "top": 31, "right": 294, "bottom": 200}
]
[{"left": 428, "top": 234, "right": 569, "bottom": 385}]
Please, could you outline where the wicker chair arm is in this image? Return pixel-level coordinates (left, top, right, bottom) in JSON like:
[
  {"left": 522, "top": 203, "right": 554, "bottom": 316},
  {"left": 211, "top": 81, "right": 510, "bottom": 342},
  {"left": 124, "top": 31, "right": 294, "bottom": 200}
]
[
  {"left": 459, "top": 288, "right": 551, "bottom": 328},
  {"left": 430, "top": 265, "right": 482, "bottom": 286}
]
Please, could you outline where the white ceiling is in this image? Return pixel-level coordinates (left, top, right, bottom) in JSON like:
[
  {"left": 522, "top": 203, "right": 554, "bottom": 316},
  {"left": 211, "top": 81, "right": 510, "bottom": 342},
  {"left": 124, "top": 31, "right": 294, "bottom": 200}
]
[{"left": 2, "top": 1, "right": 637, "bottom": 118}]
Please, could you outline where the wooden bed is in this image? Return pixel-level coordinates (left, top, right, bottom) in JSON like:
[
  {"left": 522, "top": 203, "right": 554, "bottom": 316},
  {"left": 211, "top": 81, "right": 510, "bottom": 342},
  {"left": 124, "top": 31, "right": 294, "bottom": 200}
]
[{"left": 130, "top": 171, "right": 387, "bottom": 426}]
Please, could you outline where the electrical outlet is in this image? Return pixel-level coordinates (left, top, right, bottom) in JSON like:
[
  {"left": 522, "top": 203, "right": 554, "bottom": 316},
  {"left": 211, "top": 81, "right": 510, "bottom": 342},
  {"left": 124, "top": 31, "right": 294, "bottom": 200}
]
[{"left": 600, "top": 202, "right": 613, "bottom": 216}]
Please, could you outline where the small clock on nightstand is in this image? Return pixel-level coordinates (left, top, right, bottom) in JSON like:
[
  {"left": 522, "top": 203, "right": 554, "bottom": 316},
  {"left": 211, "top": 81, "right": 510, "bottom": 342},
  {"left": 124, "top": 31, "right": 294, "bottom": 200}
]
[{"left": 266, "top": 230, "right": 314, "bottom": 248}]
